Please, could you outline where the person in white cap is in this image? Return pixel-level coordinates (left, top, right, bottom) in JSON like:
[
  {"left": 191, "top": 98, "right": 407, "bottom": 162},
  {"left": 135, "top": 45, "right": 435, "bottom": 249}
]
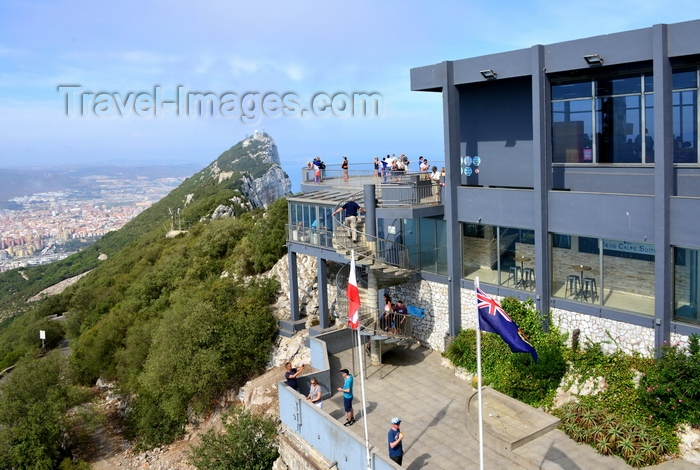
[{"left": 388, "top": 416, "right": 404, "bottom": 465}]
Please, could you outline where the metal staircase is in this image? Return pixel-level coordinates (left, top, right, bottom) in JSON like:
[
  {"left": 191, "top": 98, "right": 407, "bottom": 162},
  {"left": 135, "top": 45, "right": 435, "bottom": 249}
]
[
  {"left": 333, "top": 261, "right": 414, "bottom": 343},
  {"left": 332, "top": 194, "right": 414, "bottom": 290}
]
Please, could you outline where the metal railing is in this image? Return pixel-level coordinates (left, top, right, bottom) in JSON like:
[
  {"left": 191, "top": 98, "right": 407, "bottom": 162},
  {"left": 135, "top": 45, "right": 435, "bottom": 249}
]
[
  {"left": 333, "top": 191, "right": 414, "bottom": 272},
  {"left": 376, "top": 179, "right": 442, "bottom": 206},
  {"left": 286, "top": 224, "right": 335, "bottom": 249}
]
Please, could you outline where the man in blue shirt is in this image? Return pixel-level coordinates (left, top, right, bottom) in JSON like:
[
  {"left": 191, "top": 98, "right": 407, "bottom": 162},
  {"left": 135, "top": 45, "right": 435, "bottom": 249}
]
[
  {"left": 333, "top": 197, "right": 365, "bottom": 243},
  {"left": 388, "top": 417, "right": 404, "bottom": 465},
  {"left": 337, "top": 368, "right": 355, "bottom": 426}
]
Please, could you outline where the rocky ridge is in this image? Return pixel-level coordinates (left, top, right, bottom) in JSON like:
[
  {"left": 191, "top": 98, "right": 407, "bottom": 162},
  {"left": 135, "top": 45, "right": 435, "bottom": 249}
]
[{"left": 208, "top": 132, "right": 291, "bottom": 209}]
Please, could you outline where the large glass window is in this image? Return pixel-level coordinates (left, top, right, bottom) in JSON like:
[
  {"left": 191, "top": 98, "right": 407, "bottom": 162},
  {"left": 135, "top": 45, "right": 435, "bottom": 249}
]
[
  {"left": 288, "top": 201, "right": 335, "bottom": 247},
  {"left": 673, "top": 70, "right": 698, "bottom": 163},
  {"left": 462, "top": 224, "right": 535, "bottom": 290},
  {"left": 403, "top": 218, "right": 447, "bottom": 275},
  {"left": 551, "top": 233, "right": 655, "bottom": 316},
  {"left": 552, "top": 69, "right": 699, "bottom": 165},
  {"left": 674, "top": 247, "right": 700, "bottom": 325}
]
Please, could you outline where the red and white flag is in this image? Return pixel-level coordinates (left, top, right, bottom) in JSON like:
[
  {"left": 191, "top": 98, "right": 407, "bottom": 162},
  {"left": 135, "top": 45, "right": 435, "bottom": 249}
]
[{"left": 347, "top": 250, "right": 360, "bottom": 329}]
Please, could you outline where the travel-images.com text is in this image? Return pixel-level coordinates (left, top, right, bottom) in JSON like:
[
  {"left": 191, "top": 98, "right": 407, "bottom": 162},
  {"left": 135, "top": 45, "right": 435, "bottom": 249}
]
[{"left": 58, "top": 86, "right": 383, "bottom": 123}]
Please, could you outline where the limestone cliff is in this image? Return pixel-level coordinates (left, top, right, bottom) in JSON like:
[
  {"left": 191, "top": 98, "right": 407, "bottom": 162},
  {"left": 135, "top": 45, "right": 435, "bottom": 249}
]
[{"left": 207, "top": 132, "right": 291, "bottom": 209}]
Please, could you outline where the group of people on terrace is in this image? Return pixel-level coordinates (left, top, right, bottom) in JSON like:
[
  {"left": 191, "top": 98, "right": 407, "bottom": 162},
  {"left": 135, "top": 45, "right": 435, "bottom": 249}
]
[
  {"left": 307, "top": 156, "right": 327, "bottom": 184},
  {"left": 286, "top": 364, "right": 405, "bottom": 465},
  {"left": 305, "top": 154, "right": 446, "bottom": 189}
]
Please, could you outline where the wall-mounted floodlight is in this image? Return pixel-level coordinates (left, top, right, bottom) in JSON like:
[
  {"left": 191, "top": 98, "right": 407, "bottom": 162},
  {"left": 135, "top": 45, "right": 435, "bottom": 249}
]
[
  {"left": 480, "top": 69, "right": 497, "bottom": 79},
  {"left": 583, "top": 54, "right": 603, "bottom": 65}
]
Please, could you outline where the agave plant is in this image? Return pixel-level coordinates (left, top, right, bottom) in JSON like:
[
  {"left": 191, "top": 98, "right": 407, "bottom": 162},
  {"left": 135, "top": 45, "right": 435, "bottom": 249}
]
[
  {"left": 600, "top": 413, "right": 617, "bottom": 428},
  {"left": 626, "top": 451, "right": 645, "bottom": 468},
  {"left": 590, "top": 423, "right": 606, "bottom": 443},
  {"left": 572, "top": 425, "right": 588, "bottom": 443},
  {"left": 605, "top": 423, "right": 624, "bottom": 444},
  {"left": 560, "top": 407, "right": 578, "bottom": 425},
  {"left": 653, "top": 434, "right": 672, "bottom": 455},
  {"left": 579, "top": 408, "right": 599, "bottom": 429},
  {"left": 561, "top": 421, "right": 578, "bottom": 436},
  {"left": 617, "top": 436, "right": 637, "bottom": 459},
  {"left": 595, "top": 439, "right": 614, "bottom": 456},
  {"left": 637, "top": 440, "right": 659, "bottom": 466},
  {"left": 625, "top": 417, "right": 645, "bottom": 434}
]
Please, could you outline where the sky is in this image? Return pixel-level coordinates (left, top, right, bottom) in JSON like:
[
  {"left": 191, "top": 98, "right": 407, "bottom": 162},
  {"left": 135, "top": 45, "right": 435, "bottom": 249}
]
[{"left": 1, "top": 1, "right": 700, "bottom": 192}]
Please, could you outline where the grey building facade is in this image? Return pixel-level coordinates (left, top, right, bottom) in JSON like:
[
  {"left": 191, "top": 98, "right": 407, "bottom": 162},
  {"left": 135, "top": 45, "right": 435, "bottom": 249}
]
[
  {"left": 410, "top": 19, "right": 700, "bottom": 349},
  {"left": 286, "top": 20, "right": 700, "bottom": 355}
]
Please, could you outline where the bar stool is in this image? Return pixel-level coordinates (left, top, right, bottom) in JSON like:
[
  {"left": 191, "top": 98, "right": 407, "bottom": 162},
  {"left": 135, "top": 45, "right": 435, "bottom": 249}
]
[
  {"left": 583, "top": 277, "right": 598, "bottom": 301},
  {"left": 522, "top": 268, "right": 535, "bottom": 289},
  {"left": 565, "top": 275, "right": 580, "bottom": 298},
  {"left": 508, "top": 266, "right": 521, "bottom": 286}
]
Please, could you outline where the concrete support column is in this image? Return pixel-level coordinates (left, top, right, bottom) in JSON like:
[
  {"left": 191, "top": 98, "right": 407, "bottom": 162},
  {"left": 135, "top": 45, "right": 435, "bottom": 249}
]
[
  {"left": 652, "top": 24, "right": 673, "bottom": 353},
  {"left": 288, "top": 250, "right": 300, "bottom": 321},
  {"left": 317, "top": 258, "right": 330, "bottom": 329},
  {"left": 363, "top": 184, "right": 376, "bottom": 238},
  {"left": 367, "top": 269, "right": 381, "bottom": 365},
  {"left": 531, "top": 44, "right": 551, "bottom": 324},
  {"left": 441, "top": 60, "right": 463, "bottom": 337}
]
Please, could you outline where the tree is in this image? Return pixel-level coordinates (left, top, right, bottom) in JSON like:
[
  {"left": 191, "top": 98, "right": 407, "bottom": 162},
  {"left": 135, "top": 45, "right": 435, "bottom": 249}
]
[{"left": 189, "top": 406, "right": 278, "bottom": 470}]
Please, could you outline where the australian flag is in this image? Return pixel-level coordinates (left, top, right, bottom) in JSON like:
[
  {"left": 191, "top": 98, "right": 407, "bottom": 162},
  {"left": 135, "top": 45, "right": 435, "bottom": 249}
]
[{"left": 476, "top": 287, "right": 538, "bottom": 363}]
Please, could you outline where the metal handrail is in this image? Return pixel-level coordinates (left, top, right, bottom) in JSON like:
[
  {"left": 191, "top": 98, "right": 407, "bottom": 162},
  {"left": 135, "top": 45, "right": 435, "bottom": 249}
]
[{"left": 332, "top": 191, "right": 414, "bottom": 272}]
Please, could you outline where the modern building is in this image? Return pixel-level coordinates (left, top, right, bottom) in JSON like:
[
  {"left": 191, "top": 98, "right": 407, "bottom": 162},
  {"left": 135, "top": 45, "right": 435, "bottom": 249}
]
[{"left": 285, "top": 19, "right": 700, "bottom": 357}]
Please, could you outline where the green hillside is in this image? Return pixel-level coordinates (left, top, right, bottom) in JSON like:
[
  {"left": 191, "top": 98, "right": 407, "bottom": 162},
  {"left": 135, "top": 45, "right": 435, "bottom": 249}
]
[
  {"left": 0, "top": 141, "right": 270, "bottom": 321},
  {"left": 0, "top": 139, "right": 290, "bottom": 467}
]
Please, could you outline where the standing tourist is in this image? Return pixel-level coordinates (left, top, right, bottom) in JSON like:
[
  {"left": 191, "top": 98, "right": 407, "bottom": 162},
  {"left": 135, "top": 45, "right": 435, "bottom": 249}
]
[
  {"left": 342, "top": 156, "right": 349, "bottom": 181},
  {"left": 388, "top": 417, "right": 404, "bottom": 465},
  {"left": 338, "top": 368, "right": 355, "bottom": 426},
  {"left": 306, "top": 377, "right": 323, "bottom": 408}
]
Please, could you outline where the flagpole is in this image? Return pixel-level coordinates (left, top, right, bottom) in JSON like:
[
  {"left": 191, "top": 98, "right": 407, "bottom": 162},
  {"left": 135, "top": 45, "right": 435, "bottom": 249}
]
[
  {"left": 348, "top": 250, "right": 371, "bottom": 469},
  {"left": 356, "top": 326, "right": 371, "bottom": 469},
  {"left": 475, "top": 277, "right": 484, "bottom": 470}
]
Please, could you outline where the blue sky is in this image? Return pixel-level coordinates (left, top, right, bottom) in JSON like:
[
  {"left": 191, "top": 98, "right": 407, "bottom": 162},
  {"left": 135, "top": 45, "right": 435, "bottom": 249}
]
[{"left": 1, "top": 1, "right": 700, "bottom": 191}]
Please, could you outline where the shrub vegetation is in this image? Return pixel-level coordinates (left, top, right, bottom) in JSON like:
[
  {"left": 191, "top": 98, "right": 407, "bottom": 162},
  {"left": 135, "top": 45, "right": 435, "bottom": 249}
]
[
  {"left": 446, "top": 296, "right": 699, "bottom": 468},
  {"left": 0, "top": 166, "right": 289, "bottom": 463},
  {"left": 189, "top": 406, "right": 279, "bottom": 470}
]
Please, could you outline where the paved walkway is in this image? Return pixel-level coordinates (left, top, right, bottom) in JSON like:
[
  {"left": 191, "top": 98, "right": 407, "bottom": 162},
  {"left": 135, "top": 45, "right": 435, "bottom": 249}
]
[{"left": 324, "top": 343, "right": 697, "bottom": 470}]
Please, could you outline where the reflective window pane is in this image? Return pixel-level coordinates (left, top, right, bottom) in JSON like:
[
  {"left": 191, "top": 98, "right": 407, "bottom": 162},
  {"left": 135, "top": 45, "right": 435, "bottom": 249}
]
[
  {"left": 462, "top": 224, "right": 498, "bottom": 284},
  {"left": 552, "top": 82, "right": 593, "bottom": 100},
  {"left": 602, "top": 239, "right": 655, "bottom": 315},
  {"left": 462, "top": 224, "right": 534, "bottom": 291},
  {"left": 673, "top": 70, "right": 697, "bottom": 90},
  {"left": 597, "top": 76, "right": 641, "bottom": 95},
  {"left": 596, "top": 95, "right": 642, "bottom": 163},
  {"left": 675, "top": 247, "right": 700, "bottom": 325},
  {"left": 552, "top": 99, "right": 594, "bottom": 163},
  {"left": 673, "top": 89, "right": 698, "bottom": 163}
]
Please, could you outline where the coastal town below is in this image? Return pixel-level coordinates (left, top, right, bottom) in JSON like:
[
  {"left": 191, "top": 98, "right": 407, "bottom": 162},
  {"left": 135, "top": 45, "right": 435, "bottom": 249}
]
[{"left": 0, "top": 168, "right": 191, "bottom": 272}]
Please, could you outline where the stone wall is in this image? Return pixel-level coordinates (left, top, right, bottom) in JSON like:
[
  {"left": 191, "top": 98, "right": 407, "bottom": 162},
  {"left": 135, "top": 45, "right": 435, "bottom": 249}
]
[
  {"left": 271, "top": 252, "right": 690, "bottom": 358},
  {"left": 386, "top": 278, "right": 691, "bottom": 357},
  {"left": 386, "top": 279, "right": 450, "bottom": 351}
]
